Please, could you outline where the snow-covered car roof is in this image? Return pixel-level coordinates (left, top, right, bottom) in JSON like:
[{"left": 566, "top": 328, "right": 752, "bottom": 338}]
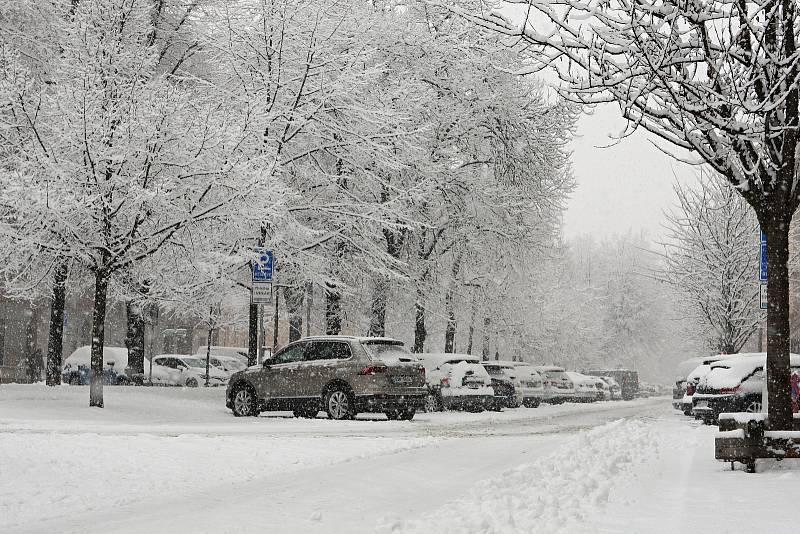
[
  {"left": 415, "top": 353, "right": 481, "bottom": 368},
  {"left": 534, "top": 365, "right": 566, "bottom": 372},
  {"left": 481, "top": 361, "right": 516, "bottom": 369},
  {"left": 675, "top": 356, "right": 729, "bottom": 380},
  {"left": 709, "top": 353, "right": 800, "bottom": 371},
  {"left": 565, "top": 371, "right": 599, "bottom": 385},
  {"left": 297, "top": 335, "right": 403, "bottom": 345},
  {"left": 687, "top": 363, "right": 713, "bottom": 382},
  {"left": 63, "top": 346, "right": 130, "bottom": 369},
  {"left": 700, "top": 353, "right": 800, "bottom": 389}
]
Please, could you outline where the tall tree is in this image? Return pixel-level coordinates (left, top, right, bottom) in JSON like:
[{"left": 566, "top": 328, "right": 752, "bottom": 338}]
[
  {"left": 659, "top": 173, "right": 762, "bottom": 354},
  {"left": 0, "top": 0, "right": 242, "bottom": 407}
]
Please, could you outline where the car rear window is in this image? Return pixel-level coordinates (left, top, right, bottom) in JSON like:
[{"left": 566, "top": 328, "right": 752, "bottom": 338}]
[
  {"left": 363, "top": 341, "right": 414, "bottom": 363},
  {"left": 545, "top": 370, "right": 568, "bottom": 381}
]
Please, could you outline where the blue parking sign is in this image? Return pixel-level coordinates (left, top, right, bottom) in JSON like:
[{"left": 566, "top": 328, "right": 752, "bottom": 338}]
[
  {"left": 252, "top": 250, "right": 274, "bottom": 282},
  {"left": 760, "top": 242, "right": 767, "bottom": 282}
]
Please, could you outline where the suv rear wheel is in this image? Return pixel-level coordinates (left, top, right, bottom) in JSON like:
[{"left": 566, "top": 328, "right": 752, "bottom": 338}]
[
  {"left": 424, "top": 392, "right": 441, "bottom": 413},
  {"left": 325, "top": 387, "right": 355, "bottom": 420},
  {"left": 232, "top": 385, "right": 257, "bottom": 417}
]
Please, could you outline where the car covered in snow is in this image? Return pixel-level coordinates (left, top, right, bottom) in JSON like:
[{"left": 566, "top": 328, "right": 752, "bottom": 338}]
[
  {"left": 565, "top": 371, "right": 600, "bottom": 402},
  {"left": 149, "top": 355, "right": 229, "bottom": 387},
  {"left": 692, "top": 352, "right": 800, "bottom": 424},
  {"left": 583, "top": 369, "right": 639, "bottom": 400},
  {"left": 598, "top": 376, "right": 621, "bottom": 400},
  {"left": 62, "top": 346, "right": 132, "bottom": 385},
  {"left": 680, "top": 362, "right": 718, "bottom": 416},
  {"left": 481, "top": 361, "right": 524, "bottom": 410},
  {"left": 671, "top": 355, "right": 730, "bottom": 411},
  {"left": 509, "top": 363, "right": 545, "bottom": 407},
  {"left": 416, "top": 353, "right": 494, "bottom": 412},
  {"left": 534, "top": 365, "right": 575, "bottom": 404},
  {"left": 226, "top": 336, "right": 426, "bottom": 420}
]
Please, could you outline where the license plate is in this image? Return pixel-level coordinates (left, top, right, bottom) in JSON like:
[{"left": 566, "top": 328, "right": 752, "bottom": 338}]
[
  {"left": 391, "top": 376, "right": 413, "bottom": 385},
  {"left": 695, "top": 400, "right": 708, "bottom": 409}
]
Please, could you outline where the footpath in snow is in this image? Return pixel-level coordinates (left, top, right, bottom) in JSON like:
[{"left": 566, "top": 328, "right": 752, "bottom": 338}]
[{"left": 383, "top": 415, "right": 798, "bottom": 534}]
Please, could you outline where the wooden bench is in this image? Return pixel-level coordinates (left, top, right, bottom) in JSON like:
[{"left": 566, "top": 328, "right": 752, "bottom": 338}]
[{"left": 716, "top": 414, "right": 800, "bottom": 472}]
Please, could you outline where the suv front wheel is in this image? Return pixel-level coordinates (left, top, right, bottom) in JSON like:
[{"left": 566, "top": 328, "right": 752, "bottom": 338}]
[
  {"left": 325, "top": 387, "right": 355, "bottom": 420},
  {"left": 232, "top": 385, "right": 258, "bottom": 417}
]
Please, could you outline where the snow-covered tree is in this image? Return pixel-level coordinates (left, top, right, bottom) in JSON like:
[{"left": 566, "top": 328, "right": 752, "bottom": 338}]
[
  {"left": 0, "top": 0, "right": 247, "bottom": 407},
  {"left": 659, "top": 173, "right": 762, "bottom": 354}
]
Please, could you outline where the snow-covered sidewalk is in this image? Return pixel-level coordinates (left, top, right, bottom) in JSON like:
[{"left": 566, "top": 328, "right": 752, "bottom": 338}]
[{"left": 385, "top": 415, "right": 799, "bottom": 534}]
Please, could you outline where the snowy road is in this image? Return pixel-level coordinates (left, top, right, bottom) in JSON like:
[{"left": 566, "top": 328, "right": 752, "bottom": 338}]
[
  {"left": 1, "top": 386, "right": 660, "bottom": 533},
  {"left": 3, "top": 386, "right": 797, "bottom": 533}
]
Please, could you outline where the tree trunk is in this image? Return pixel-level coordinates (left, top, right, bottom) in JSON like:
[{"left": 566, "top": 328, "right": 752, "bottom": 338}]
[
  {"left": 413, "top": 289, "right": 426, "bottom": 353},
  {"left": 284, "top": 285, "right": 304, "bottom": 343},
  {"left": 466, "top": 295, "right": 476, "bottom": 355},
  {"left": 125, "top": 299, "right": 146, "bottom": 377},
  {"left": 205, "top": 309, "right": 213, "bottom": 387},
  {"left": 305, "top": 282, "right": 313, "bottom": 336},
  {"left": 89, "top": 268, "right": 110, "bottom": 408},
  {"left": 0, "top": 294, "right": 6, "bottom": 367},
  {"left": 443, "top": 256, "right": 462, "bottom": 353},
  {"left": 325, "top": 282, "right": 342, "bottom": 335},
  {"left": 368, "top": 277, "right": 388, "bottom": 337},
  {"left": 763, "top": 220, "right": 793, "bottom": 430},
  {"left": 481, "top": 316, "right": 490, "bottom": 361},
  {"left": 46, "top": 262, "right": 68, "bottom": 386},
  {"left": 247, "top": 302, "right": 258, "bottom": 367},
  {"left": 273, "top": 289, "right": 280, "bottom": 350}
]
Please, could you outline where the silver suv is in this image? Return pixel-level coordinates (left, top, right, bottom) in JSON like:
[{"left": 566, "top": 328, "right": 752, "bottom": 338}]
[{"left": 225, "top": 336, "right": 426, "bottom": 420}]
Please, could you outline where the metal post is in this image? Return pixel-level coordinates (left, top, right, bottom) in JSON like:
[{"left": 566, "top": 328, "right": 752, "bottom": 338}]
[
  {"left": 305, "top": 282, "right": 312, "bottom": 337},
  {"left": 258, "top": 304, "right": 265, "bottom": 363},
  {"left": 273, "top": 287, "right": 280, "bottom": 350}
]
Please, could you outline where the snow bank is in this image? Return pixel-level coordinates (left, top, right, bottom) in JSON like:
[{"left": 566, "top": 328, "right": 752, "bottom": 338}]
[{"left": 383, "top": 418, "right": 669, "bottom": 533}]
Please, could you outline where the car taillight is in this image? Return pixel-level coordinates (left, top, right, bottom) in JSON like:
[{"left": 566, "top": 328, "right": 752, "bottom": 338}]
[
  {"left": 358, "top": 364, "right": 387, "bottom": 375},
  {"left": 441, "top": 377, "right": 451, "bottom": 387},
  {"left": 686, "top": 383, "right": 695, "bottom": 395},
  {"left": 720, "top": 386, "right": 740, "bottom": 394}
]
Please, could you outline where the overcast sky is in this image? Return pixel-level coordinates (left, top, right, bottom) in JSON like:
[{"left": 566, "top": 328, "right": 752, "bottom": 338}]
[{"left": 563, "top": 104, "right": 698, "bottom": 241}]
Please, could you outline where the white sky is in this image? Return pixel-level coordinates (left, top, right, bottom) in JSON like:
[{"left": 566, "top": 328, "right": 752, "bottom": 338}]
[{"left": 563, "top": 104, "right": 698, "bottom": 240}]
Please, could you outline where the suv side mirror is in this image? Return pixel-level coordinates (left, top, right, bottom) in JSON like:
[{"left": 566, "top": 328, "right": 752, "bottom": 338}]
[{"left": 262, "top": 358, "right": 275, "bottom": 368}]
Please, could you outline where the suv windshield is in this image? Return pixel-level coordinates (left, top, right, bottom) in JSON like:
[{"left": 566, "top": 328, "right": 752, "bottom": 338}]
[
  {"left": 363, "top": 341, "right": 413, "bottom": 363},
  {"left": 181, "top": 358, "right": 207, "bottom": 368}
]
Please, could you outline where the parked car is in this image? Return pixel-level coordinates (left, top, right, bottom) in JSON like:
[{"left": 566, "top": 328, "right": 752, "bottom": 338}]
[
  {"left": 192, "top": 353, "right": 248, "bottom": 376},
  {"left": 598, "top": 376, "right": 621, "bottom": 400},
  {"left": 416, "top": 353, "right": 494, "bottom": 412},
  {"left": 584, "top": 369, "right": 639, "bottom": 400},
  {"left": 208, "top": 346, "right": 250, "bottom": 362},
  {"left": 226, "top": 336, "right": 426, "bottom": 420},
  {"left": 672, "top": 355, "right": 730, "bottom": 410},
  {"left": 692, "top": 352, "right": 800, "bottom": 424},
  {"left": 62, "top": 346, "right": 132, "bottom": 385},
  {"left": 149, "top": 355, "right": 229, "bottom": 387},
  {"left": 565, "top": 371, "right": 599, "bottom": 402},
  {"left": 681, "top": 362, "right": 718, "bottom": 415},
  {"left": 593, "top": 377, "right": 611, "bottom": 400},
  {"left": 534, "top": 365, "right": 575, "bottom": 404},
  {"left": 481, "top": 361, "right": 524, "bottom": 410},
  {"left": 512, "top": 363, "right": 545, "bottom": 408}
]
